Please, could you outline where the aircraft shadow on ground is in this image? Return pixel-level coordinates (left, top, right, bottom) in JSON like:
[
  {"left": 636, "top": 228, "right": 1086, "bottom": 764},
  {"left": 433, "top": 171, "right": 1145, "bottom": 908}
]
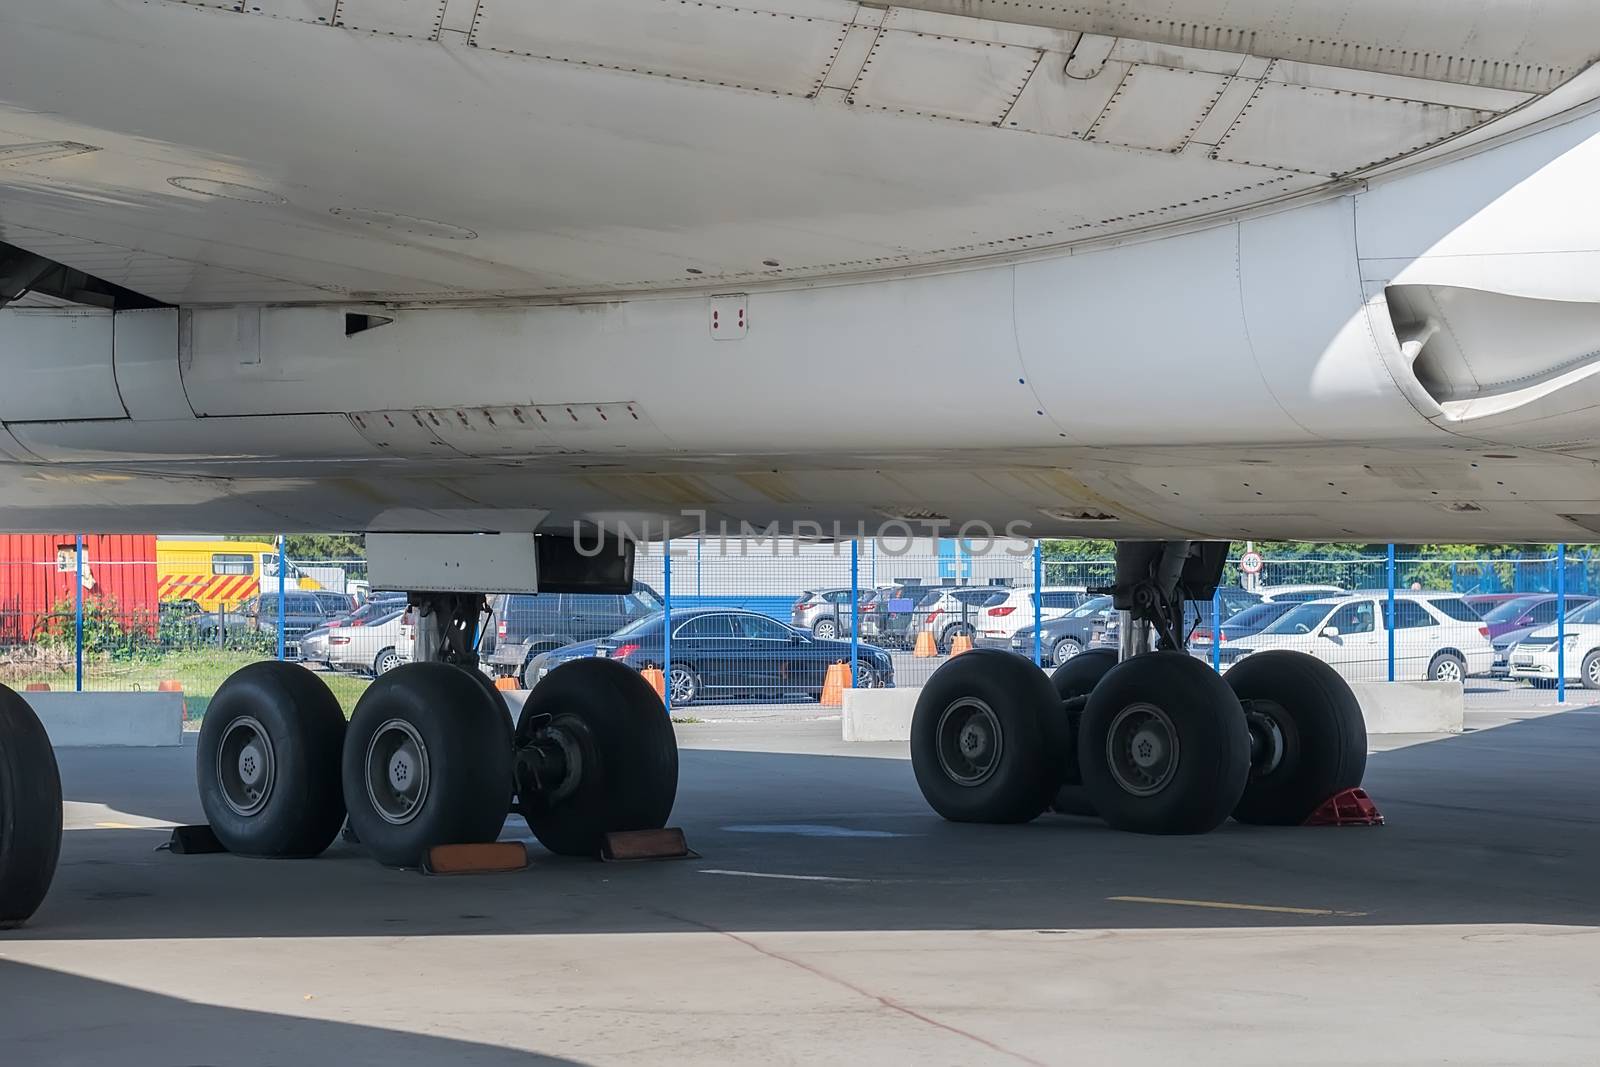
[
  {"left": 0, "top": 959, "right": 574, "bottom": 1065},
  {"left": 12, "top": 709, "right": 1600, "bottom": 941}
]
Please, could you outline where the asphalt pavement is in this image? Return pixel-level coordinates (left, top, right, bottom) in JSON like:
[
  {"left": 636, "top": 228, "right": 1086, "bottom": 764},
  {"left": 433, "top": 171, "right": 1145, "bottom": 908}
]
[{"left": 4, "top": 702, "right": 1599, "bottom": 1064}]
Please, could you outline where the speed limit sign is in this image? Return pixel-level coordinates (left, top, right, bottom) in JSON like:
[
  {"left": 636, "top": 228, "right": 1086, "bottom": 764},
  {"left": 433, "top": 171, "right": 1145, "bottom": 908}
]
[{"left": 1240, "top": 551, "right": 1264, "bottom": 576}]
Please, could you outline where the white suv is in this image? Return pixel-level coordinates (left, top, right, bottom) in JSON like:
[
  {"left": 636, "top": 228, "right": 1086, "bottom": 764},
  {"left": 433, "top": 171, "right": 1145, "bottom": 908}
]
[
  {"left": 1226, "top": 592, "right": 1493, "bottom": 682},
  {"left": 974, "top": 586, "right": 1089, "bottom": 647}
]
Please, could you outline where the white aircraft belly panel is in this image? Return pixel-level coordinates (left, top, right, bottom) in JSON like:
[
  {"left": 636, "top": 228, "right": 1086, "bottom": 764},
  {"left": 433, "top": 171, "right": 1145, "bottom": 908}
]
[
  {"left": 470, "top": 0, "right": 850, "bottom": 98},
  {"left": 0, "top": 309, "right": 126, "bottom": 423}
]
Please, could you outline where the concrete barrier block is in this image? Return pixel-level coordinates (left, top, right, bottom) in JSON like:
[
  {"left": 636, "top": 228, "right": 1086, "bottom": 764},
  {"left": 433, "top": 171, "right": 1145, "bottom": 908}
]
[
  {"left": 23, "top": 691, "right": 184, "bottom": 748},
  {"left": 1348, "top": 680, "right": 1464, "bottom": 734},
  {"left": 842, "top": 688, "right": 919, "bottom": 743},
  {"left": 839, "top": 679, "right": 1463, "bottom": 743}
]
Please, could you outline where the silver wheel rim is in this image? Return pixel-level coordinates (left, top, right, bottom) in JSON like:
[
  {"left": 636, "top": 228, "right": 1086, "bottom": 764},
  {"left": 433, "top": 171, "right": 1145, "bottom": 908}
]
[
  {"left": 669, "top": 667, "right": 695, "bottom": 704},
  {"left": 1435, "top": 658, "right": 1462, "bottom": 682},
  {"left": 815, "top": 620, "right": 836, "bottom": 639},
  {"left": 376, "top": 648, "right": 400, "bottom": 674},
  {"left": 365, "top": 719, "right": 431, "bottom": 825},
  {"left": 854, "top": 660, "right": 877, "bottom": 689},
  {"left": 1587, "top": 657, "right": 1599, "bottom": 686},
  {"left": 1054, "top": 639, "right": 1080, "bottom": 666},
  {"left": 1106, "top": 702, "right": 1179, "bottom": 797},
  {"left": 935, "top": 698, "right": 1003, "bottom": 786},
  {"left": 217, "top": 716, "right": 276, "bottom": 818}
]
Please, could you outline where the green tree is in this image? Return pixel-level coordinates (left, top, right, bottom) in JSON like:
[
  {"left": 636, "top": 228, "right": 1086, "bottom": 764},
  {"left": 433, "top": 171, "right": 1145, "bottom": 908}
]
[{"left": 227, "top": 533, "right": 365, "bottom": 559}]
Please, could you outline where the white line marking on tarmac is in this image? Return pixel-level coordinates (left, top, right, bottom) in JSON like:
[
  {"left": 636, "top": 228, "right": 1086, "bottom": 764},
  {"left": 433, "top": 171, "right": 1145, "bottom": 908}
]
[
  {"left": 1109, "top": 895, "right": 1367, "bottom": 917},
  {"left": 699, "top": 869, "right": 874, "bottom": 883}
]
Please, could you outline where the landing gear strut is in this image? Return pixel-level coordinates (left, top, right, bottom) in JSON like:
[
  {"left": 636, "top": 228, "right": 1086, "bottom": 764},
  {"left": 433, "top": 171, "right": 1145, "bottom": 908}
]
[
  {"left": 198, "top": 586, "right": 679, "bottom": 867},
  {"left": 910, "top": 540, "right": 1367, "bottom": 834}
]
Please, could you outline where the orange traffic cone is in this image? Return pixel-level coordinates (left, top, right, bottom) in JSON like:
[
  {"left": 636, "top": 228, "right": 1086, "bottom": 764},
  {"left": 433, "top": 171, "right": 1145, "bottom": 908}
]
[
  {"left": 24, "top": 683, "right": 50, "bottom": 692},
  {"left": 820, "top": 662, "right": 853, "bottom": 706},
  {"left": 493, "top": 675, "right": 518, "bottom": 692},
  {"left": 948, "top": 634, "right": 974, "bottom": 657},
  {"left": 913, "top": 631, "right": 938, "bottom": 657},
  {"left": 157, "top": 680, "right": 184, "bottom": 693},
  {"left": 639, "top": 667, "right": 667, "bottom": 703}
]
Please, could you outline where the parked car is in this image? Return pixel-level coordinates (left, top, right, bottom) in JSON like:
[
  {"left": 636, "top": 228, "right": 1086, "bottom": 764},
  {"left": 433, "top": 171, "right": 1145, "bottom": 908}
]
[
  {"left": 912, "top": 586, "right": 1008, "bottom": 653},
  {"left": 1508, "top": 599, "right": 1600, "bottom": 688},
  {"left": 186, "top": 589, "right": 354, "bottom": 658},
  {"left": 1008, "top": 595, "right": 1116, "bottom": 665},
  {"left": 1095, "top": 587, "right": 1261, "bottom": 651},
  {"left": 1190, "top": 599, "right": 1298, "bottom": 664},
  {"left": 790, "top": 587, "right": 876, "bottom": 639},
  {"left": 1255, "top": 584, "right": 1346, "bottom": 603},
  {"left": 876, "top": 584, "right": 946, "bottom": 648},
  {"left": 528, "top": 608, "right": 895, "bottom": 705},
  {"left": 1477, "top": 593, "right": 1593, "bottom": 640},
  {"left": 972, "top": 586, "right": 1088, "bottom": 647},
  {"left": 300, "top": 592, "right": 407, "bottom": 667},
  {"left": 486, "top": 584, "right": 663, "bottom": 687},
  {"left": 1227, "top": 592, "right": 1493, "bottom": 682},
  {"left": 1463, "top": 592, "right": 1528, "bottom": 616},
  {"left": 854, "top": 585, "right": 902, "bottom": 644},
  {"left": 322, "top": 607, "right": 414, "bottom": 676}
]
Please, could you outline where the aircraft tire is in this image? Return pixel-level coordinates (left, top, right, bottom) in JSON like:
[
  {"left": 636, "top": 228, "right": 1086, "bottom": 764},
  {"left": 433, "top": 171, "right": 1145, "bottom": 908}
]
[
  {"left": 1225, "top": 651, "right": 1366, "bottom": 825},
  {"left": 0, "top": 685, "right": 62, "bottom": 928},
  {"left": 518, "top": 659, "right": 678, "bottom": 857},
  {"left": 343, "top": 663, "right": 511, "bottom": 867},
  {"left": 198, "top": 661, "right": 346, "bottom": 858},
  {"left": 911, "top": 649, "right": 1068, "bottom": 823},
  {"left": 1049, "top": 647, "right": 1118, "bottom": 814},
  {"left": 1079, "top": 652, "right": 1249, "bottom": 834}
]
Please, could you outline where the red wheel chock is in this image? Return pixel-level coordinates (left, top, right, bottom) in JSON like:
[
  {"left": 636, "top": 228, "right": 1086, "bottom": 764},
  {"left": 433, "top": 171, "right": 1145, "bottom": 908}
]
[{"left": 1303, "top": 787, "right": 1384, "bottom": 827}]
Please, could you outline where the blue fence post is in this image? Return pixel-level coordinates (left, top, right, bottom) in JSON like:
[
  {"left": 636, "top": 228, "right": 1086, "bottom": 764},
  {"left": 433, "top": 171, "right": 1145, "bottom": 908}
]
[
  {"left": 1032, "top": 541, "right": 1043, "bottom": 668},
  {"left": 663, "top": 541, "right": 673, "bottom": 714},
  {"left": 850, "top": 540, "right": 860, "bottom": 688},
  {"left": 1558, "top": 543, "right": 1567, "bottom": 704},
  {"left": 74, "top": 534, "right": 85, "bottom": 693},
  {"left": 1386, "top": 544, "right": 1396, "bottom": 682},
  {"left": 1211, "top": 588, "right": 1221, "bottom": 672},
  {"left": 276, "top": 536, "right": 287, "bottom": 661}
]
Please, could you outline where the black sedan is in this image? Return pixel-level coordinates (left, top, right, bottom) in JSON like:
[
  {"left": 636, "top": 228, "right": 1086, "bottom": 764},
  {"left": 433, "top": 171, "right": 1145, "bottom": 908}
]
[{"left": 527, "top": 608, "right": 895, "bottom": 706}]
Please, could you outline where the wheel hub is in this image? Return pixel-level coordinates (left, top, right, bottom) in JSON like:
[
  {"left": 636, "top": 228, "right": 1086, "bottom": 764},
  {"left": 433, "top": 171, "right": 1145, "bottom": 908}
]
[
  {"left": 365, "top": 719, "right": 431, "bottom": 825},
  {"left": 1106, "top": 702, "right": 1179, "bottom": 797},
  {"left": 935, "top": 698, "right": 1003, "bottom": 787},
  {"left": 1244, "top": 705, "right": 1286, "bottom": 778},
  {"left": 217, "top": 716, "right": 276, "bottom": 818}
]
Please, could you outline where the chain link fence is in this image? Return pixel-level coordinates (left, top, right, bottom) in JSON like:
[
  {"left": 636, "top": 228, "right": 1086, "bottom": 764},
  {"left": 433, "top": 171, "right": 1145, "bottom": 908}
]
[{"left": 2, "top": 536, "right": 1596, "bottom": 722}]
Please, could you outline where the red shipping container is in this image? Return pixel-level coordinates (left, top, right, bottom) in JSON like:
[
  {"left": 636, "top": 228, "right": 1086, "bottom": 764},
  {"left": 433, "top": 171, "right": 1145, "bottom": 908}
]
[{"left": 0, "top": 534, "right": 159, "bottom": 643}]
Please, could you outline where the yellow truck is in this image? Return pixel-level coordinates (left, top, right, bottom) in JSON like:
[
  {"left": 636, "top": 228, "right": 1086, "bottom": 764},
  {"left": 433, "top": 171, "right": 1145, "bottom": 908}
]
[{"left": 156, "top": 538, "right": 322, "bottom": 611}]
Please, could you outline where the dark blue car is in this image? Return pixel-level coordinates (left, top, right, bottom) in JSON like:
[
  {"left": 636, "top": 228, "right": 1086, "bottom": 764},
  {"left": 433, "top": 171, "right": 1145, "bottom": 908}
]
[{"left": 527, "top": 608, "right": 895, "bottom": 706}]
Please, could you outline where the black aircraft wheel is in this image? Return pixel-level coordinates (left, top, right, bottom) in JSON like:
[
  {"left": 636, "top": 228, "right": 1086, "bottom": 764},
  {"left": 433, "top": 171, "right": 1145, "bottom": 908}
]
[
  {"left": 1049, "top": 647, "right": 1119, "bottom": 815},
  {"left": 911, "top": 649, "right": 1069, "bottom": 823},
  {"left": 1224, "top": 650, "right": 1366, "bottom": 825},
  {"left": 197, "top": 661, "right": 347, "bottom": 858},
  {"left": 343, "top": 663, "right": 512, "bottom": 868},
  {"left": 516, "top": 658, "right": 679, "bottom": 857},
  {"left": 1079, "top": 652, "right": 1249, "bottom": 835},
  {"left": 0, "top": 685, "right": 62, "bottom": 928}
]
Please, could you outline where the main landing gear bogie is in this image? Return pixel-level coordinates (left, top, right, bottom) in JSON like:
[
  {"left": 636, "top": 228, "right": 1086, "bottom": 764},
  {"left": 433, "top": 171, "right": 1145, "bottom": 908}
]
[
  {"left": 189, "top": 591, "right": 681, "bottom": 870},
  {"left": 910, "top": 540, "right": 1369, "bottom": 835}
]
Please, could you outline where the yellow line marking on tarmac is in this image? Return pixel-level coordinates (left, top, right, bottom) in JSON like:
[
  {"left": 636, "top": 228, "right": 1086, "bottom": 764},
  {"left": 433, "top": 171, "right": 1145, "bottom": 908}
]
[
  {"left": 1109, "top": 895, "right": 1367, "bottom": 917},
  {"left": 94, "top": 821, "right": 140, "bottom": 829}
]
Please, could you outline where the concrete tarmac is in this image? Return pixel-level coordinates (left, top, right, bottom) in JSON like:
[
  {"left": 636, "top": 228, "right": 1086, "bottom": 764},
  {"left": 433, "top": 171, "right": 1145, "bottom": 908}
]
[{"left": 3, "top": 705, "right": 1598, "bottom": 1065}]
